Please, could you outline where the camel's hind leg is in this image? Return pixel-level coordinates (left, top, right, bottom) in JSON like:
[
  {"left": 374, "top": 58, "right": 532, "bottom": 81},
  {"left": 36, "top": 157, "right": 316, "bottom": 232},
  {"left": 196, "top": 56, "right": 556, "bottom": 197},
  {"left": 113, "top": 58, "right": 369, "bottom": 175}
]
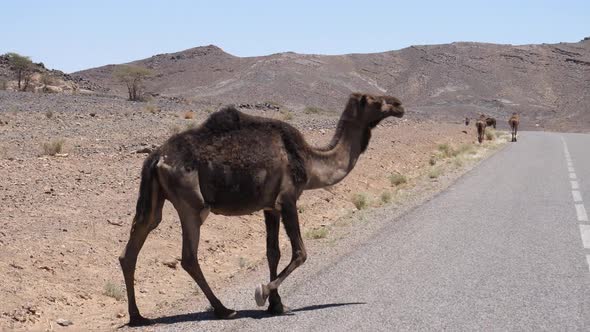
[
  {"left": 119, "top": 190, "right": 165, "bottom": 326},
  {"left": 256, "top": 197, "right": 307, "bottom": 307},
  {"left": 264, "top": 210, "right": 290, "bottom": 314},
  {"left": 177, "top": 204, "right": 237, "bottom": 319}
]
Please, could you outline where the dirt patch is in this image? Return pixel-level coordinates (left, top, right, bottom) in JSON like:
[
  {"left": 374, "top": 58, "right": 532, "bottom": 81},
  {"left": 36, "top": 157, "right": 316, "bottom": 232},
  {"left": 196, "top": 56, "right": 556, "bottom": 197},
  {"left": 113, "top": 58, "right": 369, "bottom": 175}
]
[{"left": 0, "top": 92, "right": 499, "bottom": 330}]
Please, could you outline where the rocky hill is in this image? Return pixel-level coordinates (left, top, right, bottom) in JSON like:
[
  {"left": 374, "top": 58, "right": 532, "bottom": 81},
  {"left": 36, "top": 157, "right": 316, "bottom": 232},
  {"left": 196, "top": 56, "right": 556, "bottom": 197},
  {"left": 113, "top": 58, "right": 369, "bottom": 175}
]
[
  {"left": 73, "top": 39, "right": 590, "bottom": 131},
  {"left": 0, "top": 54, "right": 103, "bottom": 94}
]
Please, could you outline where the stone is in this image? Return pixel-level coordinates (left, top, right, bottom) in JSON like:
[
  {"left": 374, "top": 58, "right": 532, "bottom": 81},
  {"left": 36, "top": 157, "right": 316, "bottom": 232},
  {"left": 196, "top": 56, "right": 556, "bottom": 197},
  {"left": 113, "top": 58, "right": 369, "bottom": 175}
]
[{"left": 56, "top": 318, "right": 73, "bottom": 326}]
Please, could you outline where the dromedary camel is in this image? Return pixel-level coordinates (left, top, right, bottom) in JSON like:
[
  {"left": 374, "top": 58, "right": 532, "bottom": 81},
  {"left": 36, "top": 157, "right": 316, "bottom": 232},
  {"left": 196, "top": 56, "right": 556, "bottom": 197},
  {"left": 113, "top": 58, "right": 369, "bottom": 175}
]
[
  {"left": 485, "top": 117, "right": 496, "bottom": 129},
  {"left": 475, "top": 114, "right": 487, "bottom": 144},
  {"left": 508, "top": 112, "right": 519, "bottom": 142},
  {"left": 119, "top": 93, "right": 405, "bottom": 326}
]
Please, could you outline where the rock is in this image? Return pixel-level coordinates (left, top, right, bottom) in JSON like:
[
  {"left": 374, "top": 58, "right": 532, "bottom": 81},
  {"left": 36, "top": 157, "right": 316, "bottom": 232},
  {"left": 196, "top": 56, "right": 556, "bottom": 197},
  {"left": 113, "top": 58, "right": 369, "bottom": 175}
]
[
  {"left": 9, "top": 262, "right": 23, "bottom": 269},
  {"left": 116, "top": 312, "right": 125, "bottom": 318},
  {"left": 56, "top": 318, "right": 73, "bottom": 326},
  {"left": 162, "top": 259, "right": 178, "bottom": 269},
  {"left": 107, "top": 219, "right": 123, "bottom": 227},
  {"left": 135, "top": 147, "right": 154, "bottom": 153}
]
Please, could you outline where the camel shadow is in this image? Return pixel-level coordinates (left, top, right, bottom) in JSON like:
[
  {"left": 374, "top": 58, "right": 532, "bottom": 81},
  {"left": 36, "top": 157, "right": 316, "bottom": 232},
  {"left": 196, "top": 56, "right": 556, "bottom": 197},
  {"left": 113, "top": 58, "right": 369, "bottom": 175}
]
[{"left": 123, "top": 302, "right": 365, "bottom": 327}]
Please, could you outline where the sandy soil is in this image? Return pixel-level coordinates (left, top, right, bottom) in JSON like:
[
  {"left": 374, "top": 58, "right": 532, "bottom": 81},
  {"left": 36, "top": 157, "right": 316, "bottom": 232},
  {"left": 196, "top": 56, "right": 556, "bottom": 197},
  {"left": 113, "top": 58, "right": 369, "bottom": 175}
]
[{"left": 0, "top": 92, "right": 500, "bottom": 330}]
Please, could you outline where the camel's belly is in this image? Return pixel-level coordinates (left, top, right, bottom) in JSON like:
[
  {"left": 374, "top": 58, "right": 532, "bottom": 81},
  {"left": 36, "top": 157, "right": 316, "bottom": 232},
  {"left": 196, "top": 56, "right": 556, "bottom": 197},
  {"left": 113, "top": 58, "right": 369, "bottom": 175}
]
[{"left": 198, "top": 163, "right": 281, "bottom": 215}]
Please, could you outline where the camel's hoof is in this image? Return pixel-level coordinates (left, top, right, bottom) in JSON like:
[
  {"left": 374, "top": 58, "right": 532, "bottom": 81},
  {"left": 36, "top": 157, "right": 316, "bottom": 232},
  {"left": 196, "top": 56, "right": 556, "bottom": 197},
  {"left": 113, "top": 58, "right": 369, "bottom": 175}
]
[
  {"left": 268, "top": 302, "right": 292, "bottom": 315},
  {"left": 214, "top": 307, "right": 237, "bottom": 319},
  {"left": 128, "top": 315, "right": 152, "bottom": 327},
  {"left": 255, "top": 284, "right": 269, "bottom": 307}
]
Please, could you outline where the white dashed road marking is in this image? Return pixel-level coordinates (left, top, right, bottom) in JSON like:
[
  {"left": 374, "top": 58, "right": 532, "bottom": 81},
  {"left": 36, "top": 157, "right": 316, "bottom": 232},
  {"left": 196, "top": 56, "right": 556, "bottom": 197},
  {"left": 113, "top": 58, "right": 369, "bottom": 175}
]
[
  {"left": 576, "top": 204, "right": 589, "bottom": 222},
  {"left": 572, "top": 191, "right": 583, "bottom": 203},
  {"left": 562, "top": 137, "right": 589, "bottom": 272},
  {"left": 580, "top": 225, "right": 590, "bottom": 249}
]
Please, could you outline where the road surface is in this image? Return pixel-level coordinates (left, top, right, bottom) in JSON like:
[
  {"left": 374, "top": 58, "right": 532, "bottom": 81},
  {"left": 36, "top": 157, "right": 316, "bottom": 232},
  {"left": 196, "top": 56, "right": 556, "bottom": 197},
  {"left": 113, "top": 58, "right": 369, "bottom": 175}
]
[{"left": 154, "top": 131, "right": 590, "bottom": 331}]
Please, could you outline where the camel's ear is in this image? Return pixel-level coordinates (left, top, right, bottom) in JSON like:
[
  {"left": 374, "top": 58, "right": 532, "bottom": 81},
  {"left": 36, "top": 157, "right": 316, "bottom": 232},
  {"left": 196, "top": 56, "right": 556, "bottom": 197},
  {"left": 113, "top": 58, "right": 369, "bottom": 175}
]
[{"left": 359, "top": 94, "right": 367, "bottom": 108}]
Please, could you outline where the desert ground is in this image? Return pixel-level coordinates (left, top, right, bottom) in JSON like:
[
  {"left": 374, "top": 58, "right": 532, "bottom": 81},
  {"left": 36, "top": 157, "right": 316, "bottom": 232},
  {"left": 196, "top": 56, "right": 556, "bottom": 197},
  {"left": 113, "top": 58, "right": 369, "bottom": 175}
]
[{"left": 0, "top": 90, "right": 507, "bottom": 330}]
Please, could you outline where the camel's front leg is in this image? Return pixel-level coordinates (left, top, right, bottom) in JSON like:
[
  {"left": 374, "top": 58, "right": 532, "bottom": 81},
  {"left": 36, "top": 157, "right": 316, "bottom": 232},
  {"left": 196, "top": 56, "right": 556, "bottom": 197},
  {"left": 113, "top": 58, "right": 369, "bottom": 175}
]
[
  {"left": 263, "top": 210, "right": 290, "bottom": 314},
  {"left": 256, "top": 198, "right": 307, "bottom": 308}
]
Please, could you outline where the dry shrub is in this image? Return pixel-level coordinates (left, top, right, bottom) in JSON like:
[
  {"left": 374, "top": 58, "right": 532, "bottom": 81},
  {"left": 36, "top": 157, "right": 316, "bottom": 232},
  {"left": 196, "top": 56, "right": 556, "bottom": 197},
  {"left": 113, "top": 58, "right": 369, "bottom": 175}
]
[
  {"left": 380, "top": 191, "right": 392, "bottom": 204},
  {"left": 485, "top": 128, "right": 496, "bottom": 140},
  {"left": 184, "top": 111, "right": 195, "bottom": 119},
  {"left": 103, "top": 281, "right": 124, "bottom": 301},
  {"left": 352, "top": 193, "right": 368, "bottom": 210},
  {"left": 305, "top": 227, "right": 328, "bottom": 239},
  {"left": 304, "top": 106, "right": 325, "bottom": 115},
  {"left": 428, "top": 166, "right": 443, "bottom": 179},
  {"left": 42, "top": 138, "right": 65, "bottom": 156},
  {"left": 144, "top": 104, "right": 159, "bottom": 114},
  {"left": 389, "top": 173, "right": 407, "bottom": 186}
]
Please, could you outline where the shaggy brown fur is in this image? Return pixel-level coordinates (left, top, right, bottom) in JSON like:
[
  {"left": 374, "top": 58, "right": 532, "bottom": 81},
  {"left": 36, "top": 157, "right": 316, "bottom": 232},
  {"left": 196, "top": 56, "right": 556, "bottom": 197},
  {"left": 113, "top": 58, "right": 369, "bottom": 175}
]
[
  {"left": 119, "top": 93, "right": 404, "bottom": 326},
  {"left": 475, "top": 114, "right": 487, "bottom": 144},
  {"left": 508, "top": 113, "right": 520, "bottom": 142}
]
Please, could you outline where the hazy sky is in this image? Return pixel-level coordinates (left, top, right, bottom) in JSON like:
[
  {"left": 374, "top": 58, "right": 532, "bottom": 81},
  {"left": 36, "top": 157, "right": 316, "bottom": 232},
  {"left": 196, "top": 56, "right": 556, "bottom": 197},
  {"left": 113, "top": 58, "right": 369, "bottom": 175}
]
[{"left": 1, "top": 0, "right": 588, "bottom": 73}]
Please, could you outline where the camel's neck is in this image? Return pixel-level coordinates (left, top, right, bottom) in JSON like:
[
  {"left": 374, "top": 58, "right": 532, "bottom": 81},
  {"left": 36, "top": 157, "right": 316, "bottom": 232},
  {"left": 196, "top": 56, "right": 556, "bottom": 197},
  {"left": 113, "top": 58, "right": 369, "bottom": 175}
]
[{"left": 304, "top": 103, "right": 369, "bottom": 190}]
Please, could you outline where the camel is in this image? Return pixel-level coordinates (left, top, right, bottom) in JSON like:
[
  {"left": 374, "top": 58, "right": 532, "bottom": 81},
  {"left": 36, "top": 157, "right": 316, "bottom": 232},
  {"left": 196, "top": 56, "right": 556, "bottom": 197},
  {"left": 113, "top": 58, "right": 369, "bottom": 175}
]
[
  {"left": 118, "top": 93, "right": 405, "bottom": 326},
  {"left": 475, "top": 114, "right": 487, "bottom": 143},
  {"left": 485, "top": 117, "right": 496, "bottom": 129},
  {"left": 465, "top": 117, "right": 470, "bottom": 126},
  {"left": 508, "top": 112, "right": 519, "bottom": 142}
]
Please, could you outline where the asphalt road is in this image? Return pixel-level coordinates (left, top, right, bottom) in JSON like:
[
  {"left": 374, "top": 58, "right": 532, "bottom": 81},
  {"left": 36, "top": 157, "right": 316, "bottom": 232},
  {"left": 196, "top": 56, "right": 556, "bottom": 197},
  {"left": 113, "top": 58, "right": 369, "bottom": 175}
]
[{"left": 156, "top": 131, "right": 590, "bottom": 331}]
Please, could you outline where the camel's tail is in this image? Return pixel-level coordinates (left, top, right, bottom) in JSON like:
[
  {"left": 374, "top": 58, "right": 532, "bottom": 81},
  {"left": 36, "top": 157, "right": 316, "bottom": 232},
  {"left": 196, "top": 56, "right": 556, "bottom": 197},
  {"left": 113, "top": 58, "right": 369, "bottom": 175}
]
[{"left": 134, "top": 150, "right": 161, "bottom": 224}]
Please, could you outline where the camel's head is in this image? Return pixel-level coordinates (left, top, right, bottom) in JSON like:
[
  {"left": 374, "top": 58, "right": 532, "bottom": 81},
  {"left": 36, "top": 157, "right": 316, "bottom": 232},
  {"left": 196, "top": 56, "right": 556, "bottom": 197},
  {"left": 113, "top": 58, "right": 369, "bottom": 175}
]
[{"left": 348, "top": 93, "right": 404, "bottom": 127}]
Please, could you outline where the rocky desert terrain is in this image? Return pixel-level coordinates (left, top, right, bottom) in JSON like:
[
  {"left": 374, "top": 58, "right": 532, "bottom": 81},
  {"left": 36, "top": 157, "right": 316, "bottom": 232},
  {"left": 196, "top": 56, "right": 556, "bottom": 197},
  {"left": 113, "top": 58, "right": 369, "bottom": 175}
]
[
  {"left": 73, "top": 38, "right": 590, "bottom": 132},
  {"left": 1, "top": 37, "right": 585, "bottom": 330},
  {"left": 0, "top": 89, "right": 506, "bottom": 330}
]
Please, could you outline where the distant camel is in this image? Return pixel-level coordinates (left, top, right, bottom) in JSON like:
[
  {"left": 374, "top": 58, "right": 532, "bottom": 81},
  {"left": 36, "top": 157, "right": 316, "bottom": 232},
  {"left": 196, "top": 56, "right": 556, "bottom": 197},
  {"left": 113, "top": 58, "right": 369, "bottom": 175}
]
[
  {"left": 508, "top": 112, "right": 519, "bottom": 142},
  {"left": 485, "top": 117, "right": 496, "bottom": 129},
  {"left": 475, "top": 114, "right": 487, "bottom": 143},
  {"left": 465, "top": 117, "right": 470, "bottom": 126},
  {"left": 119, "top": 93, "right": 405, "bottom": 326}
]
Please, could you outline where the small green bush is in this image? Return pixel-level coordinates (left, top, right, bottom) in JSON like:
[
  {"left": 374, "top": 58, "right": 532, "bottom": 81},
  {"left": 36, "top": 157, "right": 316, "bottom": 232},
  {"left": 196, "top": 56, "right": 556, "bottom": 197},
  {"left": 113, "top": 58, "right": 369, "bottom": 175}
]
[
  {"left": 42, "top": 138, "right": 65, "bottom": 156},
  {"left": 305, "top": 227, "right": 328, "bottom": 239},
  {"left": 428, "top": 167, "right": 443, "bottom": 179},
  {"left": 144, "top": 103, "right": 159, "bottom": 114},
  {"left": 104, "top": 281, "right": 125, "bottom": 301},
  {"left": 380, "top": 191, "right": 392, "bottom": 204},
  {"left": 185, "top": 121, "right": 198, "bottom": 130},
  {"left": 352, "top": 193, "right": 368, "bottom": 210},
  {"left": 304, "top": 106, "right": 325, "bottom": 115},
  {"left": 485, "top": 128, "right": 496, "bottom": 141},
  {"left": 389, "top": 173, "right": 407, "bottom": 186},
  {"left": 280, "top": 109, "right": 293, "bottom": 120},
  {"left": 437, "top": 143, "right": 453, "bottom": 158}
]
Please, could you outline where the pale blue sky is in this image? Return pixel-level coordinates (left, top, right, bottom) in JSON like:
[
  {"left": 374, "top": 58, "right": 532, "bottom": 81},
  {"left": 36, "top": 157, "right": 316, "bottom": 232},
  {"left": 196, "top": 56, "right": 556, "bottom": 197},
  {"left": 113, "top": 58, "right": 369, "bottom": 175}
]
[{"left": 1, "top": 0, "right": 588, "bottom": 73}]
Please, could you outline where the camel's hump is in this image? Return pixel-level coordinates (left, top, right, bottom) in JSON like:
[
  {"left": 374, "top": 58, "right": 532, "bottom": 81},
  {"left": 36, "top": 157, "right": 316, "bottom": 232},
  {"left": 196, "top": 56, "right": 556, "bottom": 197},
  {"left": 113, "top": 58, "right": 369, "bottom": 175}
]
[{"left": 204, "top": 106, "right": 243, "bottom": 132}]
